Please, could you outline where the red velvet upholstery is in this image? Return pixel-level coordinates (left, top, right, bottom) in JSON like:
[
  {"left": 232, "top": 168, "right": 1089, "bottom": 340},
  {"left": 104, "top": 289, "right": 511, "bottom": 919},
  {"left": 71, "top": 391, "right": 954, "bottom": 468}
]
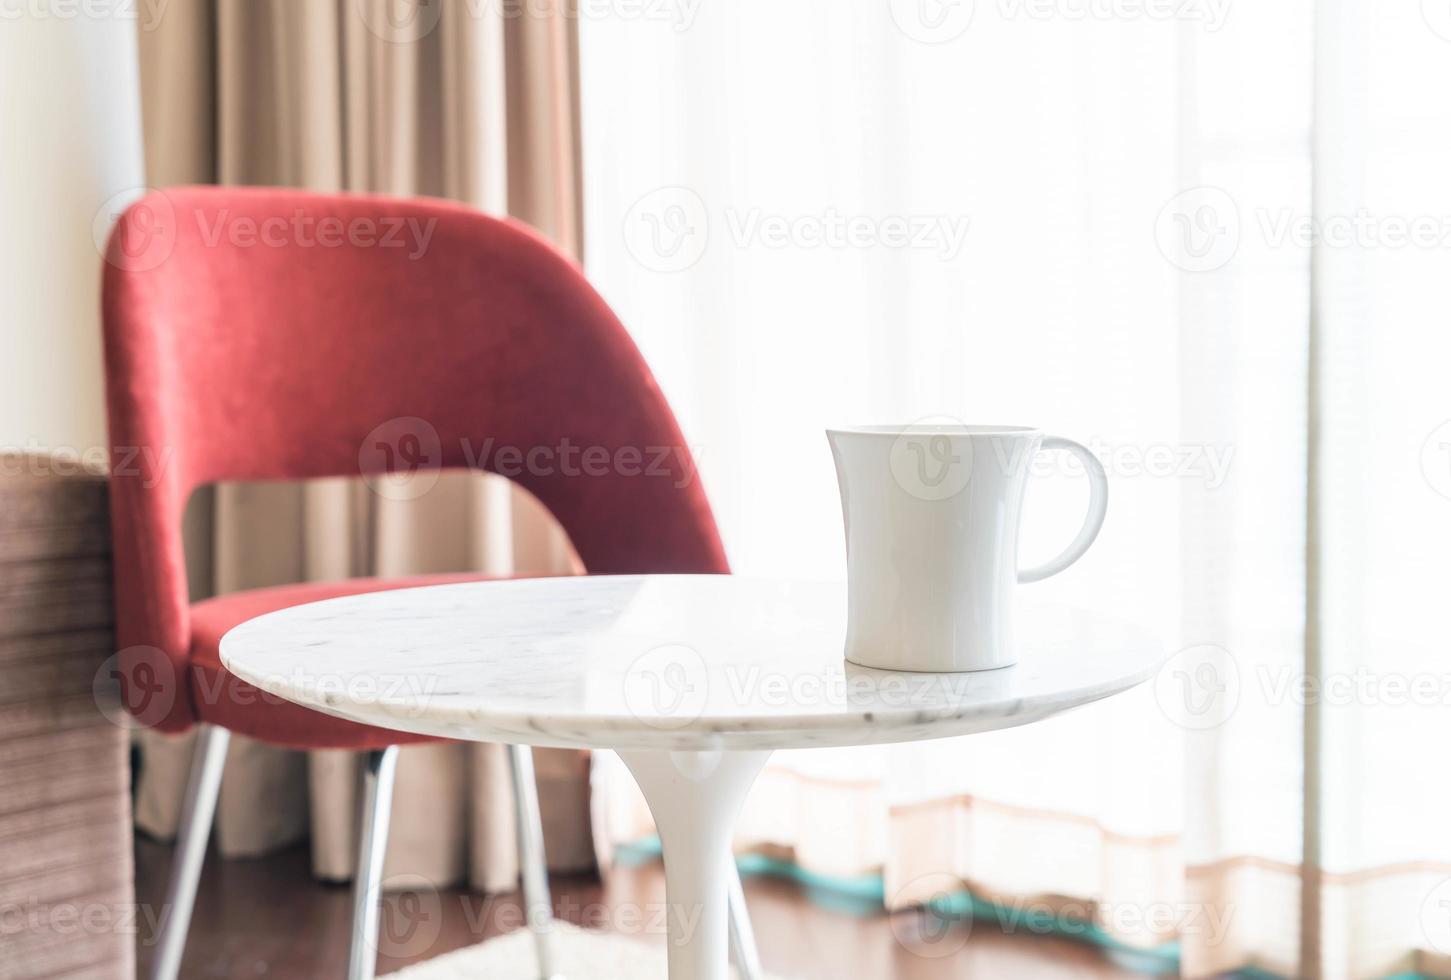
[
  {"left": 102, "top": 186, "right": 728, "bottom": 745},
  {"left": 188, "top": 573, "right": 495, "bottom": 749}
]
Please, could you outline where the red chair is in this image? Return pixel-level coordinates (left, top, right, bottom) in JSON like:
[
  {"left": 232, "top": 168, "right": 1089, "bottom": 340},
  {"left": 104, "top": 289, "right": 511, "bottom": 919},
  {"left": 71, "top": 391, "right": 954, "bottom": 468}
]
[{"left": 102, "top": 186, "right": 761, "bottom": 980}]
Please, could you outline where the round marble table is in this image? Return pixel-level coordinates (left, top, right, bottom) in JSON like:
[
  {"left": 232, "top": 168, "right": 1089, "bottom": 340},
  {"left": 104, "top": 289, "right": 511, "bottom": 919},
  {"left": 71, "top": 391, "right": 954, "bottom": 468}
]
[{"left": 221, "top": 575, "right": 1164, "bottom": 980}]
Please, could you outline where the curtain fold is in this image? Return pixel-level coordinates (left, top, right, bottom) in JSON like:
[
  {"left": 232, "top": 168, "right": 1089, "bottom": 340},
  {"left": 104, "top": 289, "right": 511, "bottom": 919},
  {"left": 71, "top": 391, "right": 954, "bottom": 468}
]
[{"left": 132, "top": 0, "right": 594, "bottom": 891}]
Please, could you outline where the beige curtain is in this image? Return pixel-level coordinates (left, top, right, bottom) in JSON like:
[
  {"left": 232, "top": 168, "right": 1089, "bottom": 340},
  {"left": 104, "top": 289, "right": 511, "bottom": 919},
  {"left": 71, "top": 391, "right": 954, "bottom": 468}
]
[{"left": 130, "top": 0, "right": 596, "bottom": 891}]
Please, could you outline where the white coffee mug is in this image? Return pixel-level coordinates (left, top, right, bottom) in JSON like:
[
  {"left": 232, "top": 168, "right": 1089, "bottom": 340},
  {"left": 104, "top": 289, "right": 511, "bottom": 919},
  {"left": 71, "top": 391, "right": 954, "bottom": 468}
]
[{"left": 827, "top": 425, "right": 1108, "bottom": 672}]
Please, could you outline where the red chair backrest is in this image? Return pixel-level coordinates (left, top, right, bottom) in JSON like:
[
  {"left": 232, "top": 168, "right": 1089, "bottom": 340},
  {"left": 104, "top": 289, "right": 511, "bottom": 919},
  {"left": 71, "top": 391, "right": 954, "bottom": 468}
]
[{"left": 102, "top": 186, "right": 727, "bottom": 732}]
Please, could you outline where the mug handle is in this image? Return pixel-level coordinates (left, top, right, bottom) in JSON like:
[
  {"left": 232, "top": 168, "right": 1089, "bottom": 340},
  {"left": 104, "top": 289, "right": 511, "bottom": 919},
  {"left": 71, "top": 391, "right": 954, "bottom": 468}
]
[{"left": 1017, "top": 435, "right": 1109, "bottom": 584}]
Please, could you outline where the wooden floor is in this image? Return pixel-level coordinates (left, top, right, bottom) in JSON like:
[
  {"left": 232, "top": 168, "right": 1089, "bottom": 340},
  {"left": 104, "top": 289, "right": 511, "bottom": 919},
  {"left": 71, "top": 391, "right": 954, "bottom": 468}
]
[{"left": 133, "top": 837, "right": 1150, "bottom": 979}]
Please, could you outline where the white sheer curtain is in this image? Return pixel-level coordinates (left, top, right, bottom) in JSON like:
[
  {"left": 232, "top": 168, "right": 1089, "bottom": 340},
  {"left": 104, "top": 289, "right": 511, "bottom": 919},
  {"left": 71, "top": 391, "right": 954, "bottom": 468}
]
[
  {"left": 1312, "top": 2, "right": 1451, "bottom": 978},
  {"left": 579, "top": 1, "right": 1450, "bottom": 976}
]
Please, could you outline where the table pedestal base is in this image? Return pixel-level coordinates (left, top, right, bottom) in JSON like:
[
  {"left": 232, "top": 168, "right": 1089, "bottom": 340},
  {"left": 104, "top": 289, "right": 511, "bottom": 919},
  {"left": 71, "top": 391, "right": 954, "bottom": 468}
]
[{"left": 617, "top": 749, "right": 771, "bottom": 980}]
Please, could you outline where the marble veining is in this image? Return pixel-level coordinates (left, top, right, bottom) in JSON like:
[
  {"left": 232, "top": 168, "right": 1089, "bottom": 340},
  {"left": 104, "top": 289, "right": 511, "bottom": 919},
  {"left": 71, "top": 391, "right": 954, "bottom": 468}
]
[{"left": 220, "top": 575, "right": 1166, "bottom": 751}]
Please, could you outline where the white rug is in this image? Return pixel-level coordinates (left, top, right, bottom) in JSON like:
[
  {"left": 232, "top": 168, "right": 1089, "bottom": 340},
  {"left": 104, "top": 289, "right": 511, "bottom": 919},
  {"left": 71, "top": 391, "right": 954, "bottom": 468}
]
[{"left": 384, "top": 922, "right": 786, "bottom": 979}]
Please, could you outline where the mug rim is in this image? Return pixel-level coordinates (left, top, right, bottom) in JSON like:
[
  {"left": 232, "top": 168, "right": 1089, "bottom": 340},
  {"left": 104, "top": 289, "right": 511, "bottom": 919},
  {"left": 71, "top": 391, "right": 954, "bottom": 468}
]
[{"left": 826, "top": 424, "right": 1041, "bottom": 437}]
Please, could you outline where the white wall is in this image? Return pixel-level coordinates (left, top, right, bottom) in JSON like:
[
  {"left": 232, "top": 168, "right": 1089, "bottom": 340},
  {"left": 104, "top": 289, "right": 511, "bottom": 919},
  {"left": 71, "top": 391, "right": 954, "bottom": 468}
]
[{"left": 0, "top": 6, "right": 145, "bottom": 454}]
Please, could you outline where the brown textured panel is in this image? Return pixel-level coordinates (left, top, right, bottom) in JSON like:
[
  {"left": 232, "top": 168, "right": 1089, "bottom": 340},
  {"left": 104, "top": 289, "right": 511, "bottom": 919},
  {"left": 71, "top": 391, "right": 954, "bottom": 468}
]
[
  {"left": 0, "top": 695, "right": 117, "bottom": 743},
  {"left": 0, "top": 877, "right": 136, "bottom": 979},
  {"left": 0, "top": 592, "right": 114, "bottom": 641},
  {"left": 0, "top": 461, "right": 108, "bottom": 532},
  {"left": 0, "top": 859, "right": 131, "bottom": 912},
  {"left": 43, "top": 960, "right": 138, "bottom": 980},
  {"left": 0, "top": 455, "right": 135, "bottom": 980},
  {"left": 0, "top": 557, "right": 112, "bottom": 594},
  {"left": 0, "top": 631, "right": 115, "bottom": 669},
  {"left": 0, "top": 653, "right": 114, "bottom": 705},
  {"left": 0, "top": 525, "right": 112, "bottom": 565},
  {"left": 0, "top": 734, "right": 129, "bottom": 821}
]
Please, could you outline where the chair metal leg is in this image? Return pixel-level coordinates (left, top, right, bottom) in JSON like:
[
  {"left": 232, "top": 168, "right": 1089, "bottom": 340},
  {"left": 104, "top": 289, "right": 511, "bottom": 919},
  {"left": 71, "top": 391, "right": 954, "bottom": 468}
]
[
  {"left": 348, "top": 746, "right": 400, "bottom": 980},
  {"left": 150, "top": 724, "right": 231, "bottom": 980},
  {"left": 728, "top": 862, "right": 763, "bottom": 980},
  {"left": 508, "top": 744, "right": 563, "bottom": 980}
]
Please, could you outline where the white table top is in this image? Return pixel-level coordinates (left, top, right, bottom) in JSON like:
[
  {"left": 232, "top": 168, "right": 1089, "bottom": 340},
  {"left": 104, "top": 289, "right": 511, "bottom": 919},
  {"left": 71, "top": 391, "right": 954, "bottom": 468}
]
[{"left": 220, "top": 575, "right": 1165, "bottom": 751}]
